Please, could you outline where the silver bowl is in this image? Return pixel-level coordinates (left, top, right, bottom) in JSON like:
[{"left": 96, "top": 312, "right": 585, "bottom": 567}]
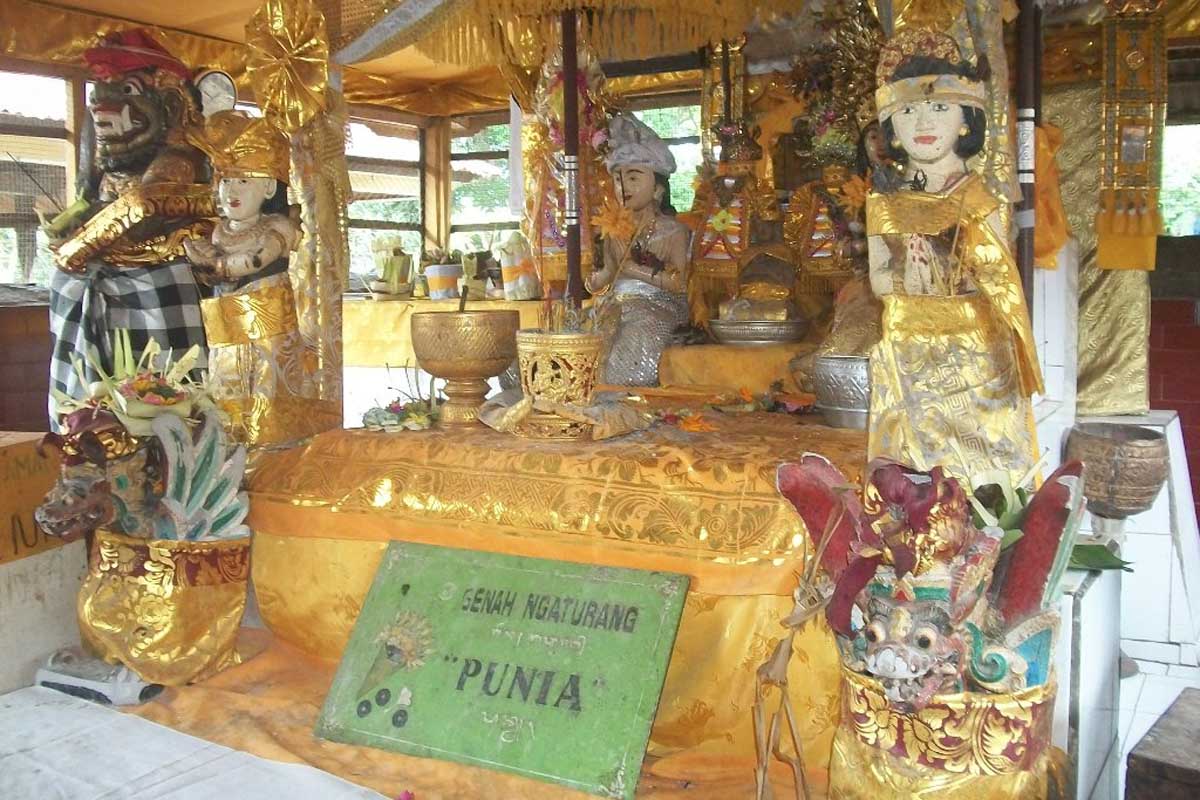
[
  {"left": 709, "top": 318, "right": 808, "bottom": 346},
  {"left": 811, "top": 355, "right": 870, "bottom": 429}
]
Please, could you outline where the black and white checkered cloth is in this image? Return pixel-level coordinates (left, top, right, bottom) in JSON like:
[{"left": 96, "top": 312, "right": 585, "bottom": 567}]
[{"left": 49, "top": 260, "right": 207, "bottom": 419}]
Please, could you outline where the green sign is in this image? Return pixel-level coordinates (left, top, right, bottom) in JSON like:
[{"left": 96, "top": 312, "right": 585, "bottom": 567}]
[{"left": 316, "top": 542, "right": 688, "bottom": 799}]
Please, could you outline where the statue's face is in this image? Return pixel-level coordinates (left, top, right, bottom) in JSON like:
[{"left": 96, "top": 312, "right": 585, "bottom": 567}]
[
  {"left": 860, "top": 596, "right": 961, "bottom": 710},
  {"left": 217, "top": 176, "right": 276, "bottom": 222},
  {"left": 89, "top": 73, "right": 173, "bottom": 174},
  {"left": 616, "top": 165, "right": 660, "bottom": 212},
  {"left": 891, "top": 100, "right": 964, "bottom": 166}
]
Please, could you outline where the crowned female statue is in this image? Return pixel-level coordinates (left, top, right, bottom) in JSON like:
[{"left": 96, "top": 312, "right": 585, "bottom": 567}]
[
  {"left": 183, "top": 111, "right": 320, "bottom": 447},
  {"left": 586, "top": 114, "right": 691, "bottom": 386},
  {"left": 866, "top": 30, "right": 1043, "bottom": 483}
]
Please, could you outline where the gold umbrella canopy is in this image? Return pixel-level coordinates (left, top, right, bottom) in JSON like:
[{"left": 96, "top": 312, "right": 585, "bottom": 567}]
[
  {"left": 246, "top": 0, "right": 330, "bottom": 133},
  {"left": 341, "top": 0, "right": 797, "bottom": 68}
]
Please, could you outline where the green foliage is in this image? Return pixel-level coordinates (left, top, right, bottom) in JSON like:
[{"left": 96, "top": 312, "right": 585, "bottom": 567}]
[
  {"left": 1162, "top": 125, "right": 1200, "bottom": 237},
  {"left": 349, "top": 197, "right": 420, "bottom": 225},
  {"left": 451, "top": 123, "right": 511, "bottom": 154},
  {"left": 1069, "top": 543, "right": 1133, "bottom": 572}
]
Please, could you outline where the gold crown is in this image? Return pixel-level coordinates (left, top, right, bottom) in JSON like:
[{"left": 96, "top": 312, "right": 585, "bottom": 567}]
[
  {"left": 876, "top": 28, "right": 964, "bottom": 85},
  {"left": 189, "top": 111, "right": 291, "bottom": 183}
]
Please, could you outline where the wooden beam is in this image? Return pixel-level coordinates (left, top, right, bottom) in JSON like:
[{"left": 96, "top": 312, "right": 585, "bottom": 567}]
[
  {"left": 601, "top": 51, "right": 705, "bottom": 79},
  {"left": 562, "top": 10, "right": 582, "bottom": 305}
]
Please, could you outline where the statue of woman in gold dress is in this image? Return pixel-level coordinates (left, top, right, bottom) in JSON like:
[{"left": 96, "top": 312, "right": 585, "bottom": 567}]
[
  {"left": 586, "top": 114, "right": 691, "bottom": 386},
  {"left": 183, "top": 111, "right": 321, "bottom": 447},
  {"left": 866, "top": 31, "right": 1043, "bottom": 483}
]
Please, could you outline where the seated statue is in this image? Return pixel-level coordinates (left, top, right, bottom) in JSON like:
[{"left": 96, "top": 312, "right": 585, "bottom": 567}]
[
  {"left": 586, "top": 114, "right": 690, "bottom": 386},
  {"left": 183, "top": 111, "right": 320, "bottom": 447}
]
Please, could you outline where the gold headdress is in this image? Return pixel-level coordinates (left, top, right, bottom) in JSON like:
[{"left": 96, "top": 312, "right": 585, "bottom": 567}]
[
  {"left": 874, "top": 29, "right": 986, "bottom": 124},
  {"left": 189, "top": 111, "right": 291, "bottom": 184}
]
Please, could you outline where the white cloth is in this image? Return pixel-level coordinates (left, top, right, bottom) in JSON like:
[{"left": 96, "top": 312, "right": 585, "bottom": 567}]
[
  {"left": 605, "top": 114, "right": 676, "bottom": 176},
  {"left": 0, "top": 687, "right": 385, "bottom": 800}
]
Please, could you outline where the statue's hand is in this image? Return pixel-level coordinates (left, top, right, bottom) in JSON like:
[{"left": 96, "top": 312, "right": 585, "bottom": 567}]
[
  {"left": 223, "top": 251, "right": 259, "bottom": 279},
  {"left": 183, "top": 237, "right": 217, "bottom": 267}
]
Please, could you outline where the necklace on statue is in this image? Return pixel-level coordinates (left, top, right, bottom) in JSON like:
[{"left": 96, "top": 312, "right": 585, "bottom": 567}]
[{"left": 630, "top": 216, "right": 665, "bottom": 275}]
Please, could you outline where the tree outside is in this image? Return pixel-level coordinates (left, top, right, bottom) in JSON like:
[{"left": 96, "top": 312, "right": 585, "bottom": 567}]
[{"left": 1162, "top": 125, "right": 1200, "bottom": 236}]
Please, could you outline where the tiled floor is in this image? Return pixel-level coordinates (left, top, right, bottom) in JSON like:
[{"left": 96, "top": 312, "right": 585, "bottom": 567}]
[{"left": 1117, "top": 661, "right": 1200, "bottom": 797}]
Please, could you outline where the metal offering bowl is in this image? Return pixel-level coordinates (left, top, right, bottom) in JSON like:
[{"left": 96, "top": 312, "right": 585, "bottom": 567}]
[
  {"left": 708, "top": 318, "right": 809, "bottom": 346},
  {"left": 411, "top": 310, "right": 520, "bottom": 425},
  {"left": 811, "top": 355, "right": 870, "bottom": 429}
]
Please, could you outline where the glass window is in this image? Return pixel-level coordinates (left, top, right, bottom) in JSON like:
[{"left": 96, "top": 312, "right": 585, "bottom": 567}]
[
  {"left": 450, "top": 119, "right": 519, "bottom": 254},
  {"left": 0, "top": 70, "right": 69, "bottom": 285},
  {"left": 632, "top": 104, "right": 702, "bottom": 212},
  {"left": 1162, "top": 124, "right": 1200, "bottom": 236},
  {"left": 346, "top": 119, "right": 423, "bottom": 280}
]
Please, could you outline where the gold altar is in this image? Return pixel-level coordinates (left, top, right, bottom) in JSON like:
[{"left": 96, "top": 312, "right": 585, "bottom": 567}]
[{"left": 247, "top": 411, "right": 867, "bottom": 790}]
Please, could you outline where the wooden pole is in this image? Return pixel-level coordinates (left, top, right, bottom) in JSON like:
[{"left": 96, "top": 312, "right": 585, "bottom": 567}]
[
  {"left": 1016, "top": 0, "right": 1040, "bottom": 315},
  {"left": 562, "top": 10, "right": 583, "bottom": 305},
  {"left": 720, "top": 40, "right": 732, "bottom": 123}
]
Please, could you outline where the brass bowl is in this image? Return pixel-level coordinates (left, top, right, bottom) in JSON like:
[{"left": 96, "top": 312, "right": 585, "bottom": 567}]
[
  {"left": 411, "top": 310, "right": 520, "bottom": 425},
  {"left": 1065, "top": 422, "right": 1169, "bottom": 519},
  {"left": 515, "top": 329, "right": 604, "bottom": 439}
]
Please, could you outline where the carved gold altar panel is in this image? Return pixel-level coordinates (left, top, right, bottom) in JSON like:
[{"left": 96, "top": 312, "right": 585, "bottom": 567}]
[{"left": 1044, "top": 81, "right": 1149, "bottom": 415}]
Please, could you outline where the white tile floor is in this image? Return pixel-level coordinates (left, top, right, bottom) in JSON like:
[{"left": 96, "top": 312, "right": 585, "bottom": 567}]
[{"left": 1117, "top": 661, "right": 1200, "bottom": 797}]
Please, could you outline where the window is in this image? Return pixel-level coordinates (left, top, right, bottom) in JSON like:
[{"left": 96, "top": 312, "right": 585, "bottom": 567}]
[
  {"left": 347, "top": 119, "right": 424, "bottom": 278},
  {"left": 631, "top": 102, "right": 702, "bottom": 212},
  {"left": 0, "top": 70, "right": 70, "bottom": 286},
  {"left": 1162, "top": 124, "right": 1200, "bottom": 236},
  {"left": 450, "top": 116, "right": 519, "bottom": 254}
]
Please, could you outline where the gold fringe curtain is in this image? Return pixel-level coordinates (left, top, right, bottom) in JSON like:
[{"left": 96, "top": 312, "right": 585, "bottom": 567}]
[
  {"left": 1044, "top": 80, "right": 1149, "bottom": 416},
  {"left": 354, "top": 0, "right": 792, "bottom": 70}
]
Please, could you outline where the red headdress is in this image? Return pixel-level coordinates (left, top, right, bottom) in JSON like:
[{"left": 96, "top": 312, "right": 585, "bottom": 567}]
[{"left": 84, "top": 29, "right": 192, "bottom": 82}]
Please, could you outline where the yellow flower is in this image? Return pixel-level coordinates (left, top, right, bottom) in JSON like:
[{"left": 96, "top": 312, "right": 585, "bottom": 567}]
[
  {"left": 709, "top": 208, "right": 738, "bottom": 234},
  {"left": 591, "top": 198, "right": 636, "bottom": 242},
  {"left": 840, "top": 174, "right": 869, "bottom": 215},
  {"left": 679, "top": 415, "right": 718, "bottom": 433}
]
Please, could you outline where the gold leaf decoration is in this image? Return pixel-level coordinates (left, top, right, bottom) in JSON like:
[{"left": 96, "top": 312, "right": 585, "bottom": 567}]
[{"left": 245, "top": 0, "right": 329, "bottom": 133}]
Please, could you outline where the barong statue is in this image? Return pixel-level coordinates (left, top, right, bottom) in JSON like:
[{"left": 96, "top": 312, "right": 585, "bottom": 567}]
[
  {"left": 775, "top": 455, "right": 1083, "bottom": 799},
  {"left": 184, "top": 111, "right": 321, "bottom": 447},
  {"left": 865, "top": 30, "right": 1043, "bottom": 484},
  {"left": 586, "top": 113, "right": 691, "bottom": 386},
  {"left": 41, "top": 30, "right": 228, "bottom": 411}
]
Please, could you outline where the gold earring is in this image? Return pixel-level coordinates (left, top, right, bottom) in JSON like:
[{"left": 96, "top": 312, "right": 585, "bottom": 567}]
[
  {"left": 890, "top": 137, "right": 901, "bottom": 148},
  {"left": 958, "top": 125, "right": 969, "bottom": 136}
]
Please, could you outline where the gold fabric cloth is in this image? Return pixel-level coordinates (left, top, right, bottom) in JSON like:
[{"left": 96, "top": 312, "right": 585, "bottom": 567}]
[
  {"left": 246, "top": 413, "right": 862, "bottom": 789},
  {"left": 659, "top": 342, "right": 816, "bottom": 394},
  {"left": 828, "top": 668, "right": 1063, "bottom": 799},
  {"left": 1035, "top": 125, "right": 1070, "bottom": 269},
  {"left": 247, "top": 413, "right": 867, "bottom": 596},
  {"left": 203, "top": 277, "right": 340, "bottom": 447},
  {"left": 869, "top": 294, "right": 1038, "bottom": 484},
  {"left": 130, "top": 631, "right": 832, "bottom": 797},
  {"left": 1044, "top": 81, "right": 1149, "bottom": 415},
  {"left": 79, "top": 530, "right": 249, "bottom": 686},
  {"left": 343, "top": 296, "right": 544, "bottom": 367}
]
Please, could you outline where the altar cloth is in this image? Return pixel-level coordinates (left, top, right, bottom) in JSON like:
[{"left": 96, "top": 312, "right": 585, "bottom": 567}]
[
  {"left": 126, "top": 631, "right": 828, "bottom": 799},
  {"left": 245, "top": 412, "right": 865, "bottom": 790},
  {"left": 658, "top": 341, "right": 816, "bottom": 394},
  {"left": 0, "top": 684, "right": 384, "bottom": 799}
]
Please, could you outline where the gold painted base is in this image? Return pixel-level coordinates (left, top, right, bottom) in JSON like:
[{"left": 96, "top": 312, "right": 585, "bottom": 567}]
[{"left": 438, "top": 377, "right": 488, "bottom": 426}]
